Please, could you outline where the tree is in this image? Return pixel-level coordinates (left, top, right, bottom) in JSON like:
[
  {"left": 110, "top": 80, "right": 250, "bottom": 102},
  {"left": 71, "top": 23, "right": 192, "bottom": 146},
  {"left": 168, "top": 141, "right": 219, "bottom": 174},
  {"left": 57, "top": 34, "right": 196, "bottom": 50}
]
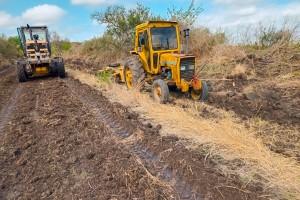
[
  {"left": 50, "top": 32, "right": 71, "bottom": 56},
  {"left": 91, "top": 3, "right": 162, "bottom": 46},
  {"left": 168, "top": 0, "right": 203, "bottom": 28}
]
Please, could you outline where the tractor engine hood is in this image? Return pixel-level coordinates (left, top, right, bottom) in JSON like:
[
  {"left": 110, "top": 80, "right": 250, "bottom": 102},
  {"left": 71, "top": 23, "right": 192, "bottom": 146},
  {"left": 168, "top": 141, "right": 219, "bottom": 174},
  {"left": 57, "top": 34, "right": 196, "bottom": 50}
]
[
  {"left": 159, "top": 53, "right": 198, "bottom": 92},
  {"left": 159, "top": 53, "right": 195, "bottom": 67}
]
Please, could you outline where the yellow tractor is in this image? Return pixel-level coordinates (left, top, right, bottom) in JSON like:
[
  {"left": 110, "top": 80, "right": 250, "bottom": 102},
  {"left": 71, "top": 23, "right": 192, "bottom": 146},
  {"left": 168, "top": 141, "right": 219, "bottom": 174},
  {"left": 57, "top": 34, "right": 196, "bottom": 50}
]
[
  {"left": 100, "top": 21, "right": 208, "bottom": 103},
  {"left": 16, "top": 24, "right": 65, "bottom": 82}
]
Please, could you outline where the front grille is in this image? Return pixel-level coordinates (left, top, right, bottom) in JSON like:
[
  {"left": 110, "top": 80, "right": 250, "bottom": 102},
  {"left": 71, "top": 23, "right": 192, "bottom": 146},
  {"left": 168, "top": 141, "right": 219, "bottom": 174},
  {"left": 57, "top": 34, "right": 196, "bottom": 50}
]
[{"left": 180, "top": 57, "right": 195, "bottom": 81}]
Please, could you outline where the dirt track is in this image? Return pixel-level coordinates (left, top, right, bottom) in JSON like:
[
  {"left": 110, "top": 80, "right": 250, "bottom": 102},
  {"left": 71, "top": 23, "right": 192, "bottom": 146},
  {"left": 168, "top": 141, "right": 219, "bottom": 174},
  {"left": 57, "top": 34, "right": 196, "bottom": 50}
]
[{"left": 0, "top": 66, "right": 265, "bottom": 199}]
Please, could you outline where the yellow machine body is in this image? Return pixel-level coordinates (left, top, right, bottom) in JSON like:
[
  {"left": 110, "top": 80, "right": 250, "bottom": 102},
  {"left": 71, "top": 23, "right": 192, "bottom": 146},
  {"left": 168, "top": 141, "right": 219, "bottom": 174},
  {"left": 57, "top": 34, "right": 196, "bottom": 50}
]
[{"left": 99, "top": 21, "right": 203, "bottom": 94}]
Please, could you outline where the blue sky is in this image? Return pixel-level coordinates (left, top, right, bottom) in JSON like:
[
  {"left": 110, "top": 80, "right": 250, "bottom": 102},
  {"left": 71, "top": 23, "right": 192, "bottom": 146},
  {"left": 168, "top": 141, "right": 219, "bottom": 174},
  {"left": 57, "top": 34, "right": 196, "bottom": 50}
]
[{"left": 0, "top": 0, "right": 299, "bottom": 41}]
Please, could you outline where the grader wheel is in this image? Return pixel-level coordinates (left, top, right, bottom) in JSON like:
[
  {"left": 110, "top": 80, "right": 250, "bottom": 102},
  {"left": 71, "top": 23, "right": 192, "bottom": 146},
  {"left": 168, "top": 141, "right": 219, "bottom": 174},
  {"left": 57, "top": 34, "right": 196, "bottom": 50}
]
[
  {"left": 16, "top": 62, "right": 27, "bottom": 82},
  {"left": 124, "top": 57, "right": 145, "bottom": 89},
  {"left": 57, "top": 62, "right": 66, "bottom": 78}
]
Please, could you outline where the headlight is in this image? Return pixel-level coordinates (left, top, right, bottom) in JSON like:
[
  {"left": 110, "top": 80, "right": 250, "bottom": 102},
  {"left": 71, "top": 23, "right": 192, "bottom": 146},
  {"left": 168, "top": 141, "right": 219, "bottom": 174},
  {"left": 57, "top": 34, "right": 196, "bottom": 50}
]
[
  {"left": 188, "top": 65, "right": 194, "bottom": 70},
  {"left": 180, "top": 66, "right": 186, "bottom": 70}
]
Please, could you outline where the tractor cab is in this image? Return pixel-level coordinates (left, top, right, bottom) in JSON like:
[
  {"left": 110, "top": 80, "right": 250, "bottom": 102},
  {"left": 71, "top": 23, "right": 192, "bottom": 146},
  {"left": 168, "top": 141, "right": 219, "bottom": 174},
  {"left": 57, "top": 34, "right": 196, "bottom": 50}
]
[
  {"left": 130, "top": 21, "right": 205, "bottom": 100},
  {"left": 17, "top": 25, "right": 51, "bottom": 64},
  {"left": 132, "top": 21, "right": 182, "bottom": 75}
]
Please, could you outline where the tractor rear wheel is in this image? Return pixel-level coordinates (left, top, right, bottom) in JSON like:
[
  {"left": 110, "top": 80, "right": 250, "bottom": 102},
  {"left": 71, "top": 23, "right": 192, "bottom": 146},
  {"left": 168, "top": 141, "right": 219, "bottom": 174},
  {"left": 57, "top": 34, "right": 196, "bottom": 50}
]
[
  {"left": 151, "top": 79, "right": 169, "bottom": 104},
  {"left": 191, "top": 81, "right": 208, "bottom": 102},
  {"left": 57, "top": 62, "right": 66, "bottom": 78},
  {"left": 16, "top": 62, "right": 27, "bottom": 82},
  {"left": 124, "top": 57, "right": 145, "bottom": 89}
]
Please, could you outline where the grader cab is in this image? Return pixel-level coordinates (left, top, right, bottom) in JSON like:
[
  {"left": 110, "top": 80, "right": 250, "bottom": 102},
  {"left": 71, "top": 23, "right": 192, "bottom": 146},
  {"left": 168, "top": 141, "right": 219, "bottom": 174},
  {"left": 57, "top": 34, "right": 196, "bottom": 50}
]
[
  {"left": 16, "top": 25, "right": 65, "bottom": 82},
  {"left": 100, "top": 21, "right": 208, "bottom": 103}
]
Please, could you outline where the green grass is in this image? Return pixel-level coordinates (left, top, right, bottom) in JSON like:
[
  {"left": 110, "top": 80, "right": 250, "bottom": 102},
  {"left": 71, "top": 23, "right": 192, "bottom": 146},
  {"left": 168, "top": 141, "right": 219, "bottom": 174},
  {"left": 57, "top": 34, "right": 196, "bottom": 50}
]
[{"left": 96, "top": 70, "right": 113, "bottom": 83}]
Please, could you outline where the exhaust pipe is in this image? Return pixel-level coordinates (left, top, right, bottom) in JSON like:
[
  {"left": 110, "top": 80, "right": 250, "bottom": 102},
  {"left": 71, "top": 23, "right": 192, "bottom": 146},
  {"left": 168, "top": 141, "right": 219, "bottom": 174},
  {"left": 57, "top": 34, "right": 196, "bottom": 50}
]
[{"left": 183, "top": 28, "right": 190, "bottom": 54}]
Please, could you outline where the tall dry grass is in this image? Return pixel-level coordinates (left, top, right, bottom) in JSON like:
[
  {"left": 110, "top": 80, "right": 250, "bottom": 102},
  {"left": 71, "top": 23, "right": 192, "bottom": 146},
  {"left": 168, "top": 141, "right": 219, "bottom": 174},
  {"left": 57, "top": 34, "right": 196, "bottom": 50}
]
[{"left": 67, "top": 67, "right": 300, "bottom": 200}]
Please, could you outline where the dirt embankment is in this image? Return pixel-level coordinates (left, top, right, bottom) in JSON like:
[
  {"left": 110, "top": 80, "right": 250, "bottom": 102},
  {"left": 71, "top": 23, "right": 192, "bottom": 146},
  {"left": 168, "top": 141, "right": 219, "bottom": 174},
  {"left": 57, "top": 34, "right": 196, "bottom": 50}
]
[
  {"left": 0, "top": 67, "right": 266, "bottom": 199},
  {"left": 64, "top": 58, "right": 102, "bottom": 74},
  {"left": 199, "top": 58, "right": 300, "bottom": 158}
]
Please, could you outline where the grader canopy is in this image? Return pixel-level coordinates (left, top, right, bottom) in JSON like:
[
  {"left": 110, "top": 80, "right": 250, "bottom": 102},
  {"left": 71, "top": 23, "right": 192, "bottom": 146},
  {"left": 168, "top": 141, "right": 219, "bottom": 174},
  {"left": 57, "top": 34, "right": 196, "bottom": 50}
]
[{"left": 16, "top": 25, "right": 65, "bottom": 82}]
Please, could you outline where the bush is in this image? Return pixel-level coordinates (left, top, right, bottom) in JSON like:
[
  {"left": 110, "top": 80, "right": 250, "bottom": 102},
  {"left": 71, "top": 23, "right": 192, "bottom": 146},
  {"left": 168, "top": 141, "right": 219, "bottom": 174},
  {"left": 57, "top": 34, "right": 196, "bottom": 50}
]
[
  {"left": 188, "top": 28, "right": 228, "bottom": 57},
  {"left": 0, "top": 35, "right": 21, "bottom": 58}
]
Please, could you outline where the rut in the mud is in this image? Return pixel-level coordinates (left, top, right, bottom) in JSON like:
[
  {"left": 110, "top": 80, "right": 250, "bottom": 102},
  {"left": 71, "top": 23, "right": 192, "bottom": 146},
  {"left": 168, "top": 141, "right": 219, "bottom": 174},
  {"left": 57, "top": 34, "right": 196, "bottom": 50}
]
[
  {"left": 0, "top": 66, "right": 266, "bottom": 199},
  {"left": 0, "top": 85, "right": 23, "bottom": 134}
]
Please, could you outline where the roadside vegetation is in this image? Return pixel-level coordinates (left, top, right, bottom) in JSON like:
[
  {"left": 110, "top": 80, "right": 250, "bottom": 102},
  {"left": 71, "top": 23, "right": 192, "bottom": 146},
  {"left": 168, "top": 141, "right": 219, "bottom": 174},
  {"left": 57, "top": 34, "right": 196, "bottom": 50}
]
[
  {"left": 0, "top": 35, "right": 22, "bottom": 69},
  {"left": 50, "top": 31, "right": 71, "bottom": 56}
]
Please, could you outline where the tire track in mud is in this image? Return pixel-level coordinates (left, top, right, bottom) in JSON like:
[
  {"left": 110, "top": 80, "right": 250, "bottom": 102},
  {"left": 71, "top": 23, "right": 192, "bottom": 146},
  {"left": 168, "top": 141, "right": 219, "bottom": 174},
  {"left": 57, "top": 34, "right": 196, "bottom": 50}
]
[
  {"left": 65, "top": 79, "right": 202, "bottom": 199},
  {"left": 65, "top": 80, "right": 136, "bottom": 138},
  {"left": 0, "top": 84, "right": 23, "bottom": 134}
]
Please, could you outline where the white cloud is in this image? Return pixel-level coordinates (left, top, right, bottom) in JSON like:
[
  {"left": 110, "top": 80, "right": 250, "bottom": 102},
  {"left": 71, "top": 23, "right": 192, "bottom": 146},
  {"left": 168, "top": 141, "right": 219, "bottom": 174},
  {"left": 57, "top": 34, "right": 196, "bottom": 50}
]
[
  {"left": 0, "top": 4, "right": 65, "bottom": 30},
  {"left": 282, "top": 3, "right": 300, "bottom": 16},
  {"left": 0, "top": 11, "right": 13, "bottom": 28},
  {"left": 234, "top": 6, "right": 257, "bottom": 16},
  {"left": 197, "top": 2, "right": 300, "bottom": 29},
  {"left": 71, "top": 0, "right": 115, "bottom": 6},
  {"left": 212, "top": 0, "right": 261, "bottom": 7},
  {"left": 21, "top": 4, "right": 65, "bottom": 24}
]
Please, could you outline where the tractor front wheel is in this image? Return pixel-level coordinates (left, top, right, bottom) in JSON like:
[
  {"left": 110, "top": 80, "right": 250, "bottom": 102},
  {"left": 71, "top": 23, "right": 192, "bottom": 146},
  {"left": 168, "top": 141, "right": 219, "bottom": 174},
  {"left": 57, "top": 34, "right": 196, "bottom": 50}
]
[
  {"left": 151, "top": 79, "right": 169, "bottom": 104},
  {"left": 16, "top": 62, "right": 27, "bottom": 82},
  {"left": 191, "top": 81, "right": 208, "bottom": 102}
]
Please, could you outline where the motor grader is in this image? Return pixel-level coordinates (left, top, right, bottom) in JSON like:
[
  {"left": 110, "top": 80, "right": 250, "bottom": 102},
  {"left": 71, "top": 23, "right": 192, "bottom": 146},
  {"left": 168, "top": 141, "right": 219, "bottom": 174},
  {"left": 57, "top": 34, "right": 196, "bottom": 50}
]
[
  {"left": 16, "top": 25, "right": 65, "bottom": 82},
  {"left": 99, "top": 21, "right": 208, "bottom": 103}
]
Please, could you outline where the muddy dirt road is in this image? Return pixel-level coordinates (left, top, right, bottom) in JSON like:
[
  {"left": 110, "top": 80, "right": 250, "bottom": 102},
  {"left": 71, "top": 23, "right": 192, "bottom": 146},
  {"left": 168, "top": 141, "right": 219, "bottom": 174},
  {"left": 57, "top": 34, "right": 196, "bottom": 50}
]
[{"left": 0, "top": 67, "right": 265, "bottom": 199}]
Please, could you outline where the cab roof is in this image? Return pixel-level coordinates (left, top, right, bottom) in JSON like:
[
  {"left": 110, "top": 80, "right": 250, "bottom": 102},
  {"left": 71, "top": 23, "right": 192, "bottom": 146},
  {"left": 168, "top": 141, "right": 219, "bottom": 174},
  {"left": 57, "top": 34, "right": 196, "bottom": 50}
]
[
  {"left": 19, "top": 25, "right": 48, "bottom": 30},
  {"left": 136, "top": 21, "right": 178, "bottom": 29}
]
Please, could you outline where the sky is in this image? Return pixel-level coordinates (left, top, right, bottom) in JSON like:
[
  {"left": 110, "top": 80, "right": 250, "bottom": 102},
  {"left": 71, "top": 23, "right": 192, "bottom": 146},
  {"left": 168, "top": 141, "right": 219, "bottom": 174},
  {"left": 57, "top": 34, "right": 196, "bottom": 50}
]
[{"left": 0, "top": 0, "right": 299, "bottom": 41}]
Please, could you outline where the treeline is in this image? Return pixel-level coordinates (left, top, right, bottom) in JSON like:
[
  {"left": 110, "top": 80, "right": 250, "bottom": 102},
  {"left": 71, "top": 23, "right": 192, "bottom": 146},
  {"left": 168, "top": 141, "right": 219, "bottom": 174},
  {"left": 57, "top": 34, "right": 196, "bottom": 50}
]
[
  {"left": 83, "top": 1, "right": 202, "bottom": 54},
  {"left": 0, "top": 35, "right": 22, "bottom": 59},
  {"left": 80, "top": 1, "right": 299, "bottom": 59}
]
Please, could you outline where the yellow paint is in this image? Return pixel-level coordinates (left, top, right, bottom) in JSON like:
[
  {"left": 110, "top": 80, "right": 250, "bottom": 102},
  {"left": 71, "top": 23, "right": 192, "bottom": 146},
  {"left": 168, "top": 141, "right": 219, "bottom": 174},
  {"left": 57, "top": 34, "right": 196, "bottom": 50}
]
[
  {"left": 191, "top": 77, "right": 202, "bottom": 91},
  {"left": 25, "top": 40, "right": 46, "bottom": 44},
  {"left": 180, "top": 79, "right": 189, "bottom": 92},
  {"left": 33, "top": 66, "right": 48, "bottom": 75},
  {"left": 132, "top": 21, "right": 181, "bottom": 75},
  {"left": 125, "top": 67, "right": 133, "bottom": 88}
]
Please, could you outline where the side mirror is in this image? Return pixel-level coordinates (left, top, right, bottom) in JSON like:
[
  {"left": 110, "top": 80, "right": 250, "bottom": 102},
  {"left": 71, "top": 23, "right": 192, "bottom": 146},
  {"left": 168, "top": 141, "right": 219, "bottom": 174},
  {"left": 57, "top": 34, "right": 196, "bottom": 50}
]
[
  {"left": 141, "top": 38, "right": 145, "bottom": 46},
  {"left": 183, "top": 29, "right": 190, "bottom": 38}
]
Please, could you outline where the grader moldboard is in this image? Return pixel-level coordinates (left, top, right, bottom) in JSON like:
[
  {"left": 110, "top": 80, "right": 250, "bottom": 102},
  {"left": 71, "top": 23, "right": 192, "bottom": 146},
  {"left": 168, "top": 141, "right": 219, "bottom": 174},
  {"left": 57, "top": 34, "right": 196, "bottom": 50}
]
[
  {"left": 16, "top": 25, "right": 65, "bottom": 82},
  {"left": 99, "top": 21, "right": 209, "bottom": 103}
]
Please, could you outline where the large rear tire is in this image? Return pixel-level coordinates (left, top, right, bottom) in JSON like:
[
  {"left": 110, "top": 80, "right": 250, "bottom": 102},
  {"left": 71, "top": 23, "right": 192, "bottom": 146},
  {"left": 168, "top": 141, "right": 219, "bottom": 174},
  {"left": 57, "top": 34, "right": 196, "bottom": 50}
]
[
  {"left": 191, "top": 81, "right": 208, "bottom": 102},
  {"left": 16, "top": 62, "right": 27, "bottom": 82},
  {"left": 124, "top": 57, "right": 145, "bottom": 89},
  {"left": 57, "top": 62, "right": 66, "bottom": 78},
  {"left": 151, "top": 79, "right": 169, "bottom": 104}
]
